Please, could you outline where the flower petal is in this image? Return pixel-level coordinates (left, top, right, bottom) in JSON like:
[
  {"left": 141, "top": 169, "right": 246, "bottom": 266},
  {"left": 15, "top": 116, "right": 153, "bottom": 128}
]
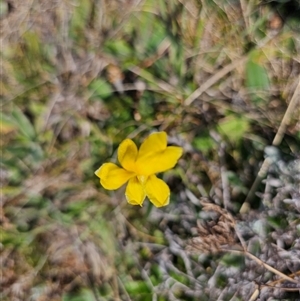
[
  {"left": 136, "top": 145, "right": 183, "bottom": 175},
  {"left": 125, "top": 177, "right": 146, "bottom": 206},
  {"left": 145, "top": 175, "right": 170, "bottom": 207},
  {"left": 138, "top": 132, "right": 167, "bottom": 157},
  {"left": 118, "top": 138, "right": 138, "bottom": 172},
  {"left": 95, "top": 163, "right": 134, "bottom": 190}
]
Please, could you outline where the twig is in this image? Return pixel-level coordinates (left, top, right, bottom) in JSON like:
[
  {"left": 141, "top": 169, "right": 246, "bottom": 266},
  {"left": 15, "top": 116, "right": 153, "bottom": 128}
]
[
  {"left": 240, "top": 77, "right": 300, "bottom": 212},
  {"left": 227, "top": 249, "right": 298, "bottom": 284},
  {"left": 117, "top": 276, "right": 132, "bottom": 301},
  {"left": 248, "top": 270, "right": 300, "bottom": 301},
  {"left": 129, "top": 66, "right": 180, "bottom": 98},
  {"left": 272, "top": 78, "right": 300, "bottom": 146},
  {"left": 248, "top": 285, "right": 260, "bottom": 301},
  {"left": 239, "top": 0, "right": 250, "bottom": 31}
]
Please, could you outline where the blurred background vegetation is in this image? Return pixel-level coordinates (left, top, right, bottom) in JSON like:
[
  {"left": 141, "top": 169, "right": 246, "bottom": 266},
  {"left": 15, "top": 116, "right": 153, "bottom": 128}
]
[{"left": 1, "top": 0, "right": 300, "bottom": 300}]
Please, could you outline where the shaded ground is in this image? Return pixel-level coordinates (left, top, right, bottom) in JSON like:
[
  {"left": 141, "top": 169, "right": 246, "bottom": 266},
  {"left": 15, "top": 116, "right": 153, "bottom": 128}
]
[{"left": 1, "top": 0, "right": 300, "bottom": 300}]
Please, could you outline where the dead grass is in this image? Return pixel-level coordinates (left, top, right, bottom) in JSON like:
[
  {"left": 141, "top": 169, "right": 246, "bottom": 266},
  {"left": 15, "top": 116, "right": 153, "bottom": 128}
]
[{"left": 1, "top": 0, "right": 300, "bottom": 300}]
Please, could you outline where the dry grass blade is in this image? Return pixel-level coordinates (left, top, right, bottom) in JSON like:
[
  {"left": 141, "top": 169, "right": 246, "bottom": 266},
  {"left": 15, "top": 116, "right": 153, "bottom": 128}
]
[
  {"left": 184, "top": 56, "right": 247, "bottom": 106},
  {"left": 228, "top": 249, "right": 299, "bottom": 284},
  {"left": 249, "top": 270, "right": 300, "bottom": 301},
  {"left": 128, "top": 65, "right": 180, "bottom": 97},
  {"left": 272, "top": 77, "right": 300, "bottom": 146}
]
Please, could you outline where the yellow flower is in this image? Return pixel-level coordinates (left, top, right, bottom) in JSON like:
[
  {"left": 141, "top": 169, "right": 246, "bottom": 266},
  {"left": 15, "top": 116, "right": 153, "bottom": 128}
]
[{"left": 95, "top": 132, "right": 183, "bottom": 207}]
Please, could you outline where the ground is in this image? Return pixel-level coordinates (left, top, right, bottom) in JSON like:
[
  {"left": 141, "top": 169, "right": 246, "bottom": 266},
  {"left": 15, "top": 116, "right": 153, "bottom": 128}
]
[{"left": 1, "top": 0, "right": 300, "bottom": 300}]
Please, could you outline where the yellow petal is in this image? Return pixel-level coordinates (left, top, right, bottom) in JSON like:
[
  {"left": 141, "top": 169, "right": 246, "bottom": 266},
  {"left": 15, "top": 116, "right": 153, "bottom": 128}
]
[
  {"left": 95, "top": 163, "right": 134, "bottom": 190},
  {"left": 145, "top": 175, "right": 170, "bottom": 207},
  {"left": 136, "top": 146, "right": 183, "bottom": 175},
  {"left": 125, "top": 177, "right": 146, "bottom": 206},
  {"left": 118, "top": 138, "right": 138, "bottom": 172},
  {"left": 138, "top": 132, "right": 167, "bottom": 157}
]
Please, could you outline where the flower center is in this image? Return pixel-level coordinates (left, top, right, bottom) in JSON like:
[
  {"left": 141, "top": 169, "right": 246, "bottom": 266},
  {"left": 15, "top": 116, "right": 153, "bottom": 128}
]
[{"left": 137, "top": 175, "right": 148, "bottom": 185}]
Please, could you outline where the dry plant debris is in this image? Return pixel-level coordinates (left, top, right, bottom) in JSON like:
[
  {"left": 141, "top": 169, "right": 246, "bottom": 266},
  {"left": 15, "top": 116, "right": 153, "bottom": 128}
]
[{"left": 1, "top": 0, "right": 300, "bottom": 300}]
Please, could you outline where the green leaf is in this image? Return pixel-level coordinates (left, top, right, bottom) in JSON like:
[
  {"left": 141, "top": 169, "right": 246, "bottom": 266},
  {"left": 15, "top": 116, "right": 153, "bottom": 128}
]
[
  {"left": 22, "top": 31, "right": 41, "bottom": 57},
  {"left": 226, "top": 171, "right": 248, "bottom": 195},
  {"left": 139, "top": 97, "right": 155, "bottom": 118},
  {"left": 63, "top": 200, "right": 88, "bottom": 218},
  {"left": 193, "top": 135, "right": 215, "bottom": 153},
  {"left": 218, "top": 115, "right": 249, "bottom": 144},
  {"left": 0, "top": 114, "right": 18, "bottom": 134},
  {"left": 10, "top": 106, "right": 36, "bottom": 140},
  {"left": 221, "top": 253, "right": 244, "bottom": 267},
  {"left": 69, "top": 0, "right": 91, "bottom": 31},
  {"left": 104, "top": 40, "right": 132, "bottom": 57},
  {"left": 124, "top": 281, "right": 150, "bottom": 294},
  {"left": 267, "top": 216, "right": 288, "bottom": 230},
  {"left": 89, "top": 79, "right": 113, "bottom": 99},
  {"left": 0, "top": 228, "right": 31, "bottom": 248},
  {"left": 245, "top": 51, "right": 270, "bottom": 103},
  {"left": 246, "top": 60, "right": 269, "bottom": 90},
  {"left": 169, "top": 270, "right": 189, "bottom": 285},
  {"left": 62, "top": 289, "right": 95, "bottom": 301}
]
